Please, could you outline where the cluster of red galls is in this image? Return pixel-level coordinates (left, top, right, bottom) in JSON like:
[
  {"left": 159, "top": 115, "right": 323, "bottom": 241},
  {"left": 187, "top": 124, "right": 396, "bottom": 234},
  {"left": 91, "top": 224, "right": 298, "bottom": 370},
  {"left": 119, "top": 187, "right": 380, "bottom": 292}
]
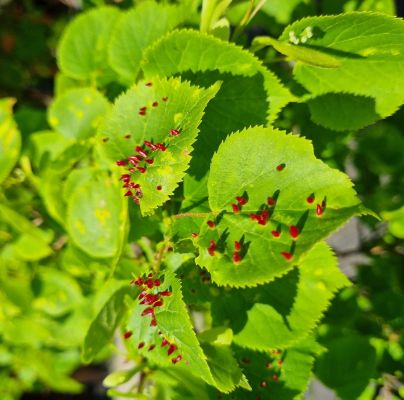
[
  {"left": 204, "top": 185, "right": 327, "bottom": 264},
  {"left": 241, "top": 349, "right": 283, "bottom": 398},
  {"left": 130, "top": 274, "right": 171, "bottom": 327},
  {"left": 123, "top": 274, "right": 183, "bottom": 365},
  {"left": 116, "top": 128, "right": 181, "bottom": 204}
]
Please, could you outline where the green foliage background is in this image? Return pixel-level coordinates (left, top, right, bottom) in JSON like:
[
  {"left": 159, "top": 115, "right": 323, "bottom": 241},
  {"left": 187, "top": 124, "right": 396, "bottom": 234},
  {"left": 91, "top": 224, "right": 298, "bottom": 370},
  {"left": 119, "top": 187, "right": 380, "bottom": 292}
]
[{"left": 0, "top": 0, "right": 404, "bottom": 399}]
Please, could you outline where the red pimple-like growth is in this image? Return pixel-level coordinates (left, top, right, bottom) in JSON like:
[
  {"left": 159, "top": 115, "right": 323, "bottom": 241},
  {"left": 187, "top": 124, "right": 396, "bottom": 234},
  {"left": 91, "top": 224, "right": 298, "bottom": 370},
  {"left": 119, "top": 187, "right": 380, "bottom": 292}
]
[
  {"left": 153, "top": 300, "right": 163, "bottom": 307},
  {"left": 233, "top": 253, "right": 241, "bottom": 263},
  {"left": 137, "top": 166, "right": 146, "bottom": 174},
  {"left": 132, "top": 277, "right": 144, "bottom": 286},
  {"left": 152, "top": 101, "right": 158, "bottom": 107},
  {"left": 139, "top": 108, "right": 146, "bottom": 116},
  {"left": 154, "top": 279, "right": 161, "bottom": 286},
  {"left": 236, "top": 196, "right": 247, "bottom": 205},
  {"left": 316, "top": 204, "right": 324, "bottom": 217},
  {"left": 260, "top": 380, "right": 267, "bottom": 388},
  {"left": 234, "top": 241, "right": 241, "bottom": 252},
  {"left": 120, "top": 174, "right": 131, "bottom": 183},
  {"left": 141, "top": 294, "right": 159, "bottom": 305},
  {"left": 161, "top": 338, "right": 169, "bottom": 347},
  {"left": 135, "top": 146, "right": 148, "bottom": 158},
  {"left": 123, "top": 331, "right": 133, "bottom": 339},
  {"left": 289, "top": 225, "right": 299, "bottom": 239},
  {"left": 146, "top": 279, "right": 154, "bottom": 289},
  {"left": 207, "top": 220, "right": 215, "bottom": 228},
  {"left": 156, "top": 143, "right": 167, "bottom": 151},
  {"left": 145, "top": 159, "right": 154, "bottom": 165},
  {"left": 144, "top": 140, "right": 158, "bottom": 151},
  {"left": 148, "top": 345, "right": 156, "bottom": 351},
  {"left": 156, "top": 185, "right": 162, "bottom": 191},
  {"left": 276, "top": 163, "right": 285, "bottom": 171},
  {"left": 170, "top": 129, "right": 180, "bottom": 136},
  {"left": 172, "top": 355, "right": 183, "bottom": 364},
  {"left": 167, "top": 344, "right": 177, "bottom": 356},
  {"left": 138, "top": 342, "right": 145, "bottom": 349},
  {"left": 208, "top": 240, "right": 216, "bottom": 256},
  {"left": 271, "top": 230, "right": 280, "bottom": 238},
  {"left": 116, "top": 160, "right": 127, "bottom": 166},
  {"left": 267, "top": 197, "right": 276, "bottom": 206},
  {"left": 307, "top": 194, "right": 315, "bottom": 204},
  {"left": 258, "top": 209, "right": 269, "bottom": 225},
  {"left": 160, "top": 290, "right": 172, "bottom": 297},
  {"left": 124, "top": 191, "right": 133, "bottom": 197},
  {"left": 232, "top": 203, "right": 240, "bottom": 213},
  {"left": 191, "top": 232, "right": 199, "bottom": 238},
  {"left": 150, "top": 318, "right": 157, "bottom": 327},
  {"left": 273, "top": 374, "right": 279, "bottom": 382},
  {"left": 281, "top": 251, "right": 293, "bottom": 261},
  {"left": 141, "top": 307, "right": 154, "bottom": 316}
]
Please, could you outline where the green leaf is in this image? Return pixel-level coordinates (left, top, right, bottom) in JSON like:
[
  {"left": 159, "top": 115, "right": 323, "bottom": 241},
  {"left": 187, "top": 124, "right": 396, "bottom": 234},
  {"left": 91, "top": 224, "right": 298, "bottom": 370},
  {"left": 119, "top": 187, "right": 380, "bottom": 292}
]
[
  {"left": 82, "top": 280, "right": 130, "bottom": 363},
  {"left": 100, "top": 76, "right": 220, "bottom": 216},
  {"left": 228, "top": 338, "right": 317, "bottom": 400},
  {"left": 280, "top": 13, "right": 404, "bottom": 129},
  {"left": 196, "top": 126, "right": 363, "bottom": 287},
  {"left": 125, "top": 270, "right": 239, "bottom": 392},
  {"left": 0, "top": 204, "right": 53, "bottom": 260},
  {"left": 233, "top": 242, "right": 350, "bottom": 350},
  {"left": 126, "top": 270, "right": 213, "bottom": 384},
  {"left": 315, "top": 335, "right": 377, "bottom": 400},
  {"left": 0, "top": 98, "right": 21, "bottom": 184},
  {"left": 38, "top": 142, "right": 89, "bottom": 225},
  {"left": 201, "top": 343, "right": 244, "bottom": 393},
  {"left": 261, "top": 0, "right": 307, "bottom": 24},
  {"left": 108, "top": 1, "right": 186, "bottom": 84},
  {"left": 252, "top": 36, "right": 341, "bottom": 68},
  {"left": 48, "top": 88, "right": 109, "bottom": 140},
  {"left": 66, "top": 168, "right": 123, "bottom": 258},
  {"left": 142, "top": 29, "right": 295, "bottom": 122},
  {"left": 33, "top": 268, "right": 82, "bottom": 317},
  {"left": 57, "top": 6, "right": 120, "bottom": 81},
  {"left": 307, "top": 93, "right": 379, "bottom": 132},
  {"left": 382, "top": 206, "right": 404, "bottom": 239},
  {"left": 29, "top": 130, "right": 71, "bottom": 169}
]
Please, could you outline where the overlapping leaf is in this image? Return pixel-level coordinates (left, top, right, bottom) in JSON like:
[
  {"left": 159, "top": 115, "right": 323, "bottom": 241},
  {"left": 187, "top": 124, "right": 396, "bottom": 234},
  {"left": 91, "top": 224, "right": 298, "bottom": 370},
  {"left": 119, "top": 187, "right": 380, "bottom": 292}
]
[
  {"left": 142, "top": 29, "right": 294, "bottom": 123},
  {"left": 126, "top": 271, "right": 214, "bottom": 385},
  {"left": 195, "top": 126, "right": 363, "bottom": 286},
  {"left": 57, "top": 6, "right": 120, "bottom": 82},
  {"left": 82, "top": 280, "right": 130, "bottom": 363},
  {"left": 0, "top": 98, "right": 20, "bottom": 184},
  {"left": 100, "top": 76, "right": 220, "bottom": 215},
  {"left": 226, "top": 338, "right": 319, "bottom": 400},
  {"left": 233, "top": 242, "right": 350, "bottom": 350},
  {"left": 67, "top": 168, "right": 123, "bottom": 258},
  {"left": 108, "top": 1, "right": 187, "bottom": 84},
  {"left": 48, "top": 88, "right": 109, "bottom": 140},
  {"left": 315, "top": 336, "right": 377, "bottom": 400},
  {"left": 125, "top": 270, "right": 241, "bottom": 392},
  {"left": 279, "top": 12, "right": 404, "bottom": 130}
]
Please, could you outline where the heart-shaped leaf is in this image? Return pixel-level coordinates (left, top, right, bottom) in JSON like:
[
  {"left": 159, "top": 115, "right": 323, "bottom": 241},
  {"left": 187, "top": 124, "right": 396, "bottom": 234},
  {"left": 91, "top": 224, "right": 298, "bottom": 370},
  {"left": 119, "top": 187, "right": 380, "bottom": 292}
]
[
  {"left": 195, "top": 126, "right": 364, "bottom": 287},
  {"left": 100, "top": 76, "right": 220, "bottom": 216}
]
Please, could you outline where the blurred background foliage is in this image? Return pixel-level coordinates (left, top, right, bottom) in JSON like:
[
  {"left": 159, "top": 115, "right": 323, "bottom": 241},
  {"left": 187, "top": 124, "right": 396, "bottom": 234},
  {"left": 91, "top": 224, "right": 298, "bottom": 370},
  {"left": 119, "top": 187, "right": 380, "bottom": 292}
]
[{"left": 1, "top": 0, "right": 404, "bottom": 399}]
